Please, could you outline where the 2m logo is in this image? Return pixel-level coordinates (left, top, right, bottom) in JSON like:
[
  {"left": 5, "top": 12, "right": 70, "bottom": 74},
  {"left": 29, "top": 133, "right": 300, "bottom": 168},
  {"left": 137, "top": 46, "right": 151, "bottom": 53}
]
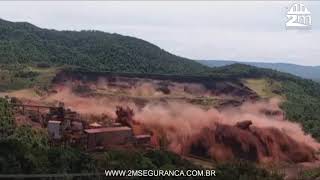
[{"left": 286, "top": 3, "right": 312, "bottom": 29}]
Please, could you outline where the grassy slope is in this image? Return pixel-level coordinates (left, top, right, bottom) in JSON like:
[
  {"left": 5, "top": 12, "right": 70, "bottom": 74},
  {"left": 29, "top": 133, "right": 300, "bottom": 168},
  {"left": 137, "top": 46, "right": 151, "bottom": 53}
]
[
  {"left": 0, "top": 64, "right": 60, "bottom": 91},
  {"left": 243, "top": 78, "right": 282, "bottom": 99}
]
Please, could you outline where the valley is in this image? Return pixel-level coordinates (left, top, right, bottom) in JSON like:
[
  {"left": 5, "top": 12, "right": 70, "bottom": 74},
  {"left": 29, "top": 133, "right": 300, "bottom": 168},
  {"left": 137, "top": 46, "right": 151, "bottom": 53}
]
[{"left": 0, "top": 19, "right": 320, "bottom": 180}]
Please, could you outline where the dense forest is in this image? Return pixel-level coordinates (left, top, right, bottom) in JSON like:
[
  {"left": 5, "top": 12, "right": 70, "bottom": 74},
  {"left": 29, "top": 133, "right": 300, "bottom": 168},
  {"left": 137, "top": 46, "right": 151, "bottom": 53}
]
[{"left": 0, "top": 19, "right": 209, "bottom": 74}]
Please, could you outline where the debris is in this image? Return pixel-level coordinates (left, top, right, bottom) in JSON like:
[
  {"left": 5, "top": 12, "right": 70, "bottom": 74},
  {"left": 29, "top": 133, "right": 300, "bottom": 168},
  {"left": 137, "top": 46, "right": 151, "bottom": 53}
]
[
  {"left": 236, "top": 120, "right": 252, "bottom": 130},
  {"left": 115, "top": 106, "right": 134, "bottom": 127}
]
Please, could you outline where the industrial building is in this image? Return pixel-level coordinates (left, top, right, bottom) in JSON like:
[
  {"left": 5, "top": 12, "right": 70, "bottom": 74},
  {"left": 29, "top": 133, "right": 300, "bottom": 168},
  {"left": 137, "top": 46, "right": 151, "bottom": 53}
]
[
  {"left": 85, "top": 126, "right": 134, "bottom": 150},
  {"left": 48, "top": 120, "right": 62, "bottom": 139},
  {"left": 10, "top": 98, "right": 151, "bottom": 151}
]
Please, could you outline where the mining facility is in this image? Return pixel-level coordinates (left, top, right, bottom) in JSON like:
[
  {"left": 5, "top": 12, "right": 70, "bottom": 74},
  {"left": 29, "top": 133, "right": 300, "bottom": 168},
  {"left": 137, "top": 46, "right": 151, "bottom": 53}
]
[{"left": 9, "top": 97, "right": 151, "bottom": 151}]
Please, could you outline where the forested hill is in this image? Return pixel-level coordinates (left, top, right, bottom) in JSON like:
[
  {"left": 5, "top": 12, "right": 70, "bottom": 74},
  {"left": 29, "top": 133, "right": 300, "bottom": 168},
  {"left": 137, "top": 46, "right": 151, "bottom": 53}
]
[
  {"left": 198, "top": 60, "right": 320, "bottom": 81},
  {"left": 0, "top": 19, "right": 209, "bottom": 74}
]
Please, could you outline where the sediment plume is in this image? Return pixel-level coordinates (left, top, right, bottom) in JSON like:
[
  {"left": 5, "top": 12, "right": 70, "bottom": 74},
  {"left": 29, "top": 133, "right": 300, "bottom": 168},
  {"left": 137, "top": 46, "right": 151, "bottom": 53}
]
[
  {"left": 3, "top": 80, "right": 319, "bottom": 164},
  {"left": 134, "top": 101, "right": 319, "bottom": 163},
  {"left": 188, "top": 123, "right": 316, "bottom": 163}
]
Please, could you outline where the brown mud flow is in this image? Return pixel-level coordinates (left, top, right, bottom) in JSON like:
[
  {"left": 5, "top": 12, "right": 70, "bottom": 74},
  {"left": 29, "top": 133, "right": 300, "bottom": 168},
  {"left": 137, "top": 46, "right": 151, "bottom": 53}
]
[
  {"left": 3, "top": 73, "right": 320, "bottom": 164},
  {"left": 134, "top": 101, "right": 319, "bottom": 164},
  {"left": 189, "top": 123, "right": 316, "bottom": 163}
]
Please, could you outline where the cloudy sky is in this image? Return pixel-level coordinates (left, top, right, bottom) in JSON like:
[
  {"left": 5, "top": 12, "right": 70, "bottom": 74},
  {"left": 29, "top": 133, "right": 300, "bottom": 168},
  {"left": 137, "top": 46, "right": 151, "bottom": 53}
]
[{"left": 0, "top": 1, "right": 319, "bottom": 66}]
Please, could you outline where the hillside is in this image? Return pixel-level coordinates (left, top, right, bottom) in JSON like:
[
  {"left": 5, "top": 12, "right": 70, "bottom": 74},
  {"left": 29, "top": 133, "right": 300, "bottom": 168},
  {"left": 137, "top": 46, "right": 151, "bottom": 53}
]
[
  {"left": 199, "top": 60, "right": 320, "bottom": 81},
  {"left": 0, "top": 18, "right": 319, "bottom": 142},
  {"left": 210, "top": 64, "right": 320, "bottom": 140},
  {"left": 1, "top": 19, "right": 320, "bottom": 179},
  {"left": 0, "top": 19, "right": 209, "bottom": 74}
]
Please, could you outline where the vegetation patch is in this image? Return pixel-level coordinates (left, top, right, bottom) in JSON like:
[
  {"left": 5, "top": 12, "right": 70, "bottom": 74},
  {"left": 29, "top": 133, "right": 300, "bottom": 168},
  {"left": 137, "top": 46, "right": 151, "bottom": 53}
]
[
  {"left": 243, "top": 78, "right": 282, "bottom": 99},
  {"left": 0, "top": 64, "right": 59, "bottom": 91}
]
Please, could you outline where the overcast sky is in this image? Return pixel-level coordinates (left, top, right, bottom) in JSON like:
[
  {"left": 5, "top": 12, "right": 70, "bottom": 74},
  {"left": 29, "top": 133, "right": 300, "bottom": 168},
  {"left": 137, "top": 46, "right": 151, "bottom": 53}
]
[{"left": 0, "top": 1, "right": 319, "bottom": 66}]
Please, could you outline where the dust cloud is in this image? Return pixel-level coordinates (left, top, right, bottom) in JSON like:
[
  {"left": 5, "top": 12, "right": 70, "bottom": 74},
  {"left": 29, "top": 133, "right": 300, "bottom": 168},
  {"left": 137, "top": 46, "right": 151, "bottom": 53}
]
[
  {"left": 134, "top": 100, "right": 319, "bottom": 163},
  {"left": 4, "top": 82, "right": 319, "bottom": 164}
]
